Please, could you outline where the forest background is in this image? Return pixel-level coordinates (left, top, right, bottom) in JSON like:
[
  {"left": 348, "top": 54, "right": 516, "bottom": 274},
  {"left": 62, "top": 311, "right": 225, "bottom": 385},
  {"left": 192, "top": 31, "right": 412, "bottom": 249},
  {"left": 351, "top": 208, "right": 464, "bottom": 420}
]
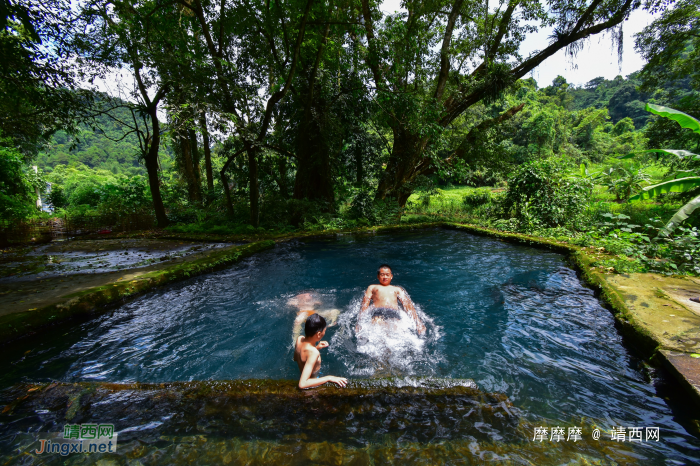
[{"left": 1, "top": 0, "right": 699, "bottom": 275}]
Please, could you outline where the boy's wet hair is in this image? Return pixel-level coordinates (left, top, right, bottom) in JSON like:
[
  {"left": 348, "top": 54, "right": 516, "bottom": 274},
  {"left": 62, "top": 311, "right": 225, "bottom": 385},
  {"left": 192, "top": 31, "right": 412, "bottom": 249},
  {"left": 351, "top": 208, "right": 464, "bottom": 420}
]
[
  {"left": 304, "top": 313, "right": 327, "bottom": 337},
  {"left": 377, "top": 264, "right": 392, "bottom": 274}
]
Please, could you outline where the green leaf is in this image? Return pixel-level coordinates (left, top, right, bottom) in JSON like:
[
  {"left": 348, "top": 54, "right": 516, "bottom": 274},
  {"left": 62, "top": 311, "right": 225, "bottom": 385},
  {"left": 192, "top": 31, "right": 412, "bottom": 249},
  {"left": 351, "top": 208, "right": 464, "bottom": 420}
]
[
  {"left": 629, "top": 177, "right": 700, "bottom": 201},
  {"left": 660, "top": 194, "right": 700, "bottom": 236},
  {"left": 618, "top": 149, "right": 700, "bottom": 160},
  {"left": 646, "top": 103, "right": 700, "bottom": 135},
  {"left": 662, "top": 170, "right": 699, "bottom": 182}
]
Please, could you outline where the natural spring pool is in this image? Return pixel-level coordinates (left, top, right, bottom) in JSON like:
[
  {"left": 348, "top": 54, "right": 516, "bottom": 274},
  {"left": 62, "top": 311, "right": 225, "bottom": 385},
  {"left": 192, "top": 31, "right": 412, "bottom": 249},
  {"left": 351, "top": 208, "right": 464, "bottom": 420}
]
[{"left": 1, "top": 229, "right": 699, "bottom": 464}]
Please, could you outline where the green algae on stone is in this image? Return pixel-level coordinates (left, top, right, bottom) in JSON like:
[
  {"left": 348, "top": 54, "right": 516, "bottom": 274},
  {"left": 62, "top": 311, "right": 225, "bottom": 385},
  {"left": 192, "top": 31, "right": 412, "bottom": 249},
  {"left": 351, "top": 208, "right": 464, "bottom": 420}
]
[
  {"left": 0, "top": 241, "right": 275, "bottom": 344},
  {"left": 0, "top": 381, "right": 646, "bottom": 466}
]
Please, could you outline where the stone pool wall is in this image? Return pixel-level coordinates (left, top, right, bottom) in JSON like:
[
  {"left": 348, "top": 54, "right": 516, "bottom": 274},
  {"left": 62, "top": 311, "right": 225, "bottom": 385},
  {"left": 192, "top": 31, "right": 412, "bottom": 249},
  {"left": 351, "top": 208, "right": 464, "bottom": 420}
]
[{"left": 0, "top": 380, "right": 644, "bottom": 465}]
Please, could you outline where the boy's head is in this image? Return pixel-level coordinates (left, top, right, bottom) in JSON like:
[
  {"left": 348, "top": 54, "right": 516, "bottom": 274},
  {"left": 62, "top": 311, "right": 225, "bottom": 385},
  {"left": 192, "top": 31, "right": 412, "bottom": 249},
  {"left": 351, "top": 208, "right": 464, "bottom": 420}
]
[
  {"left": 304, "top": 313, "right": 327, "bottom": 338},
  {"left": 377, "top": 264, "right": 393, "bottom": 286}
]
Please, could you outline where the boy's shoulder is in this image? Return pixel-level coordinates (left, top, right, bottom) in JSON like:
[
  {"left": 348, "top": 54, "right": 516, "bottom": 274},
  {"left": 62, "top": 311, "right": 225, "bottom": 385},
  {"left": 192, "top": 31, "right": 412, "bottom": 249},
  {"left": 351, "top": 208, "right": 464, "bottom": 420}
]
[
  {"left": 302, "top": 343, "right": 320, "bottom": 357},
  {"left": 298, "top": 338, "right": 319, "bottom": 353}
]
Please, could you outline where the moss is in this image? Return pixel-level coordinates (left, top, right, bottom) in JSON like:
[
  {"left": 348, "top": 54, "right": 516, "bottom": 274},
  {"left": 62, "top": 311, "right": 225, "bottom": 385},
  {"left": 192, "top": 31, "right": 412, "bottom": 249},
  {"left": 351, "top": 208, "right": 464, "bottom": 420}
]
[
  {"left": 571, "top": 251, "right": 661, "bottom": 359},
  {"left": 0, "top": 379, "right": 644, "bottom": 465}
]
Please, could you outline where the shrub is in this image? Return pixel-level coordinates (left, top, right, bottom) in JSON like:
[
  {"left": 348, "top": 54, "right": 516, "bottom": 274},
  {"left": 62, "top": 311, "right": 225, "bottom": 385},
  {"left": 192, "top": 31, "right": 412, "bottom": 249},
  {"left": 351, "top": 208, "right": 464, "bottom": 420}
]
[
  {"left": 463, "top": 167, "right": 504, "bottom": 187},
  {"left": 0, "top": 140, "right": 42, "bottom": 219},
  {"left": 261, "top": 197, "right": 326, "bottom": 228},
  {"left": 502, "top": 158, "right": 591, "bottom": 229},
  {"left": 349, "top": 190, "right": 375, "bottom": 221},
  {"left": 462, "top": 188, "right": 492, "bottom": 207},
  {"left": 46, "top": 185, "right": 68, "bottom": 209}
]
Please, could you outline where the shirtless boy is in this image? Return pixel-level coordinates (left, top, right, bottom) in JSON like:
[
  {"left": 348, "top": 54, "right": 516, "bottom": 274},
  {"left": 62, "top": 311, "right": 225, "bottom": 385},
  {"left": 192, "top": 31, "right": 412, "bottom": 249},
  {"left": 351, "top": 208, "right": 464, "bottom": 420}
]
[
  {"left": 356, "top": 264, "right": 426, "bottom": 334},
  {"left": 294, "top": 313, "right": 348, "bottom": 389}
]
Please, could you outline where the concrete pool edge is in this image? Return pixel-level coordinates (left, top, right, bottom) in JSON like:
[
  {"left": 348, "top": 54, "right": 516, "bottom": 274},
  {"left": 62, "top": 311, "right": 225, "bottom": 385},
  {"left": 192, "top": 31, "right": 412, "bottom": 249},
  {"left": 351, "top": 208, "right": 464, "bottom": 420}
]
[
  {"left": 0, "top": 240, "right": 275, "bottom": 345},
  {"left": 0, "top": 379, "right": 673, "bottom": 464}
]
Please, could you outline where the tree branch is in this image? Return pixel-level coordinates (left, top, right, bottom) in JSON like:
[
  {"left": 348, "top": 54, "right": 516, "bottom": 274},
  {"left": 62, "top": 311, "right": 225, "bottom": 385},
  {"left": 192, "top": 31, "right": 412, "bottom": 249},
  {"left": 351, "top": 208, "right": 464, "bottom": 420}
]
[
  {"left": 360, "top": 0, "right": 384, "bottom": 89},
  {"left": 434, "top": 0, "right": 465, "bottom": 101}
]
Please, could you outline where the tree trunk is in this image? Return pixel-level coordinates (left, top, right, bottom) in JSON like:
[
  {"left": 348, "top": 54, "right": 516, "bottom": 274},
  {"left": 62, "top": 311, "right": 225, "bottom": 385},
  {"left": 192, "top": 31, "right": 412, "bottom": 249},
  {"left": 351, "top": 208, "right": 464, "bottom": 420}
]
[
  {"left": 293, "top": 115, "right": 334, "bottom": 207},
  {"left": 374, "top": 129, "right": 428, "bottom": 207},
  {"left": 277, "top": 157, "right": 288, "bottom": 197},
  {"left": 189, "top": 128, "right": 202, "bottom": 201},
  {"left": 145, "top": 108, "right": 169, "bottom": 228},
  {"left": 176, "top": 130, "right": 202, "bottom": 203},
  {"left": 376, "top": 104, "right": 526, "bottom": 206},
  {"left": 200, "top": 115, "right": 214, "bottom": 190},
  {"left": 220, "top": 147, "right": 246, "bottom": 219},
  {"left": 247, "top": 145, "right": 260, "bottom": 227},
  {"left": 221, "top": 170, "right": 234, "bottom": 217},
  {"left": 291, "top": 21, "right": 333, "bottom": 207},
  {"left": 355, "top": 144, "right": 363, "bottom": 187}
]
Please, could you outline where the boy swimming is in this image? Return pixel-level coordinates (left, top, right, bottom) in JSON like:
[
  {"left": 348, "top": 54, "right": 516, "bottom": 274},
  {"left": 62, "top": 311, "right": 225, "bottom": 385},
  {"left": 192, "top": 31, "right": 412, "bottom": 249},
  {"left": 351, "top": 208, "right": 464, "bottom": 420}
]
[
  {"left": 356, "top": 264, "right": 426, "bottom": 334},
  {"left": 289, "top": 292, "right": 340, "bottom": 341},
  {"left": 294, "top": 313, "right": 348, "bottom": 389}
]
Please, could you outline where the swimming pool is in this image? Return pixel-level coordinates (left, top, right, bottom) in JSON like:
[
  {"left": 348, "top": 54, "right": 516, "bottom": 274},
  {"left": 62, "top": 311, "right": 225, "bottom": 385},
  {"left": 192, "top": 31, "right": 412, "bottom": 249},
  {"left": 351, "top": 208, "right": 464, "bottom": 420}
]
[{"left": 1, "top": 229, "right": 699, "bottom": 463}]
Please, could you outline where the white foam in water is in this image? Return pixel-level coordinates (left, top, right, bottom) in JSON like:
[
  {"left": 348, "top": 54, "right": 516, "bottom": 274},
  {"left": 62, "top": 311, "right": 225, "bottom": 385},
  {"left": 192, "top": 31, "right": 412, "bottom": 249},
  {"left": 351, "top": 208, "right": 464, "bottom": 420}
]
[{"left": 329, "top": 294, "right": 444, "bottom": 377}]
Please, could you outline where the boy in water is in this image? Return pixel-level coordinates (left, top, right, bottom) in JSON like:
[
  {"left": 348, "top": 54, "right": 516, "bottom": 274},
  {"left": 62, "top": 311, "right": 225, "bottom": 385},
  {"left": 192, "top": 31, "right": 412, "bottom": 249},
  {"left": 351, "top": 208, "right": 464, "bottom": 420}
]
[
  {"left": 289, "top": 292, "right": 340, "bottom": 341},
  {"left": 294, "top": 313, "right": 348, "bottom": 389},
  {"left": 356, "top": 264, "right": 426, "bottom": 334}
]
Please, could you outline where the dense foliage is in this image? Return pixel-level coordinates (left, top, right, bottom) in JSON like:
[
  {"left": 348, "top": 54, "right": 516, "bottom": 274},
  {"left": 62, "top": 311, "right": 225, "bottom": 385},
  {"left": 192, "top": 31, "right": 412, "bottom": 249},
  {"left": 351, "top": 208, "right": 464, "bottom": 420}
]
[
  {"left": 502, "top": 159, "right": 591, "bottom": 229},
  {"left": 2, "top": 0, "right": 699, "bottom": 274}
]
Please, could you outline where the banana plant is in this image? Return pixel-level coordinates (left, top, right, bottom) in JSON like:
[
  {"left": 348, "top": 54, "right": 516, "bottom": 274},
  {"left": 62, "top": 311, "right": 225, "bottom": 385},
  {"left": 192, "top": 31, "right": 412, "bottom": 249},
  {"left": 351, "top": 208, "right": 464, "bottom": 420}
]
[{"left": 620, "top": 103, "right": 700, "bottom": 236}]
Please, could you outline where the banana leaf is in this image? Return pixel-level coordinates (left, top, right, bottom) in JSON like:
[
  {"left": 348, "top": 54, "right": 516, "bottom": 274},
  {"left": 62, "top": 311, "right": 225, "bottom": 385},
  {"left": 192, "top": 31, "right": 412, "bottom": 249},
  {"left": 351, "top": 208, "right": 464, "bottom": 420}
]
[
  {"left": 618, "top": 149, "right": 700, "bottom": 160},
  {"left": 660, "top": 194, "right": 700, "bottom": 236},
  {"left": 646, "top": 103, "right": 700, "bottom": 134},
  {"left": 662, "top": 170, "right": 699, "bottom": 181},
  {"left": 628, "top": 177, "right": 700, "bottom": 201}
]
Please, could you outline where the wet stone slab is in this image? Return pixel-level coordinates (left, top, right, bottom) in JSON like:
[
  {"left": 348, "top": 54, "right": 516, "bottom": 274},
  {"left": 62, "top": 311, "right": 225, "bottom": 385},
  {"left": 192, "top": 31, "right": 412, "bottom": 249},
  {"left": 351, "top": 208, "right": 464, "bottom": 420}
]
[
  {"left": 660, "top": 350, "right": 700, "bottom": 406},
  {"left": 0, "top": 239, "right": 231, "bottom": 281},
  {"left": 0, "top": 239, "right": 236, "bottom": 318},
  {"left": 603, "top": 273, "right": 700, "bottom": 353},
  {"left": 0, "top": 380, "right": 644, "bottom": 465}
]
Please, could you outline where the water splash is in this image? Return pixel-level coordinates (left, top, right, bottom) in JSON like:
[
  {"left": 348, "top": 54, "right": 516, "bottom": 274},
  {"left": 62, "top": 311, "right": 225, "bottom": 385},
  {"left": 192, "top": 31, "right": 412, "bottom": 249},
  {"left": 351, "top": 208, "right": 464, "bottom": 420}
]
[{"left": 329, "top": 294, "right": 444, "bottom": 377}]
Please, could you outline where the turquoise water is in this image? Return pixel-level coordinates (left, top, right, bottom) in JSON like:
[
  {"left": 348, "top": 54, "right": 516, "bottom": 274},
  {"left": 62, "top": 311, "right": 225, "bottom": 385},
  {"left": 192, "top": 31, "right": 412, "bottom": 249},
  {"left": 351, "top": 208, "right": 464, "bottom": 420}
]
[{"left": 1, "top": 229, "right": 699, "bottom": 463}]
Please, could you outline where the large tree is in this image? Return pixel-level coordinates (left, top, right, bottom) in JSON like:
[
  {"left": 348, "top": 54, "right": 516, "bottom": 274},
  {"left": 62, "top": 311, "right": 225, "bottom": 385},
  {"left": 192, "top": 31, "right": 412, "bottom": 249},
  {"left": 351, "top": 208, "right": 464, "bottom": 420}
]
[
  {"left": 173, "top": 0, "right": 326, "bottom": 226},
  {"left": 0, "top": 0, "right": 93, "bottom": 156},
  {"left": 357, "top": 0, "right": 639, "bottom": 205},
  {"left": 74, "top": 0, "right": 201, "bottom": 227},
  {"left": 635, "top": 0, "right": 700, "bottom": 151}
]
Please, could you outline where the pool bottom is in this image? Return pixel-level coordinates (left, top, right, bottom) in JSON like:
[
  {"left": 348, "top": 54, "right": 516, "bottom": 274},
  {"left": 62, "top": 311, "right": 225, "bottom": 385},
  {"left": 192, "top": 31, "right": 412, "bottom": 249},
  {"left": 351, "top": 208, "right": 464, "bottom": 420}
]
[{"left": 0, "top": 380, "right": 658, "bottom": 465}]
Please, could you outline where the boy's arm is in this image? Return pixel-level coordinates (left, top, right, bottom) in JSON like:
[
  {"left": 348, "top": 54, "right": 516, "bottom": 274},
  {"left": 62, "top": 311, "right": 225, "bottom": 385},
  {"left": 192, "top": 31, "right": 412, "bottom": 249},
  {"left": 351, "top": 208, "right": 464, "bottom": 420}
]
[
  {"left": 398, "top": 287, "right": 426, "bottom": 334},
  {"left": 360, "top": 286, "right": 373, "bottom": 312},
  {"left": 298, "top": 349, "right": 347, "bottom": 389},
  {"left": 355, "top": 286, "right": 373, "bottom": 332}
]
